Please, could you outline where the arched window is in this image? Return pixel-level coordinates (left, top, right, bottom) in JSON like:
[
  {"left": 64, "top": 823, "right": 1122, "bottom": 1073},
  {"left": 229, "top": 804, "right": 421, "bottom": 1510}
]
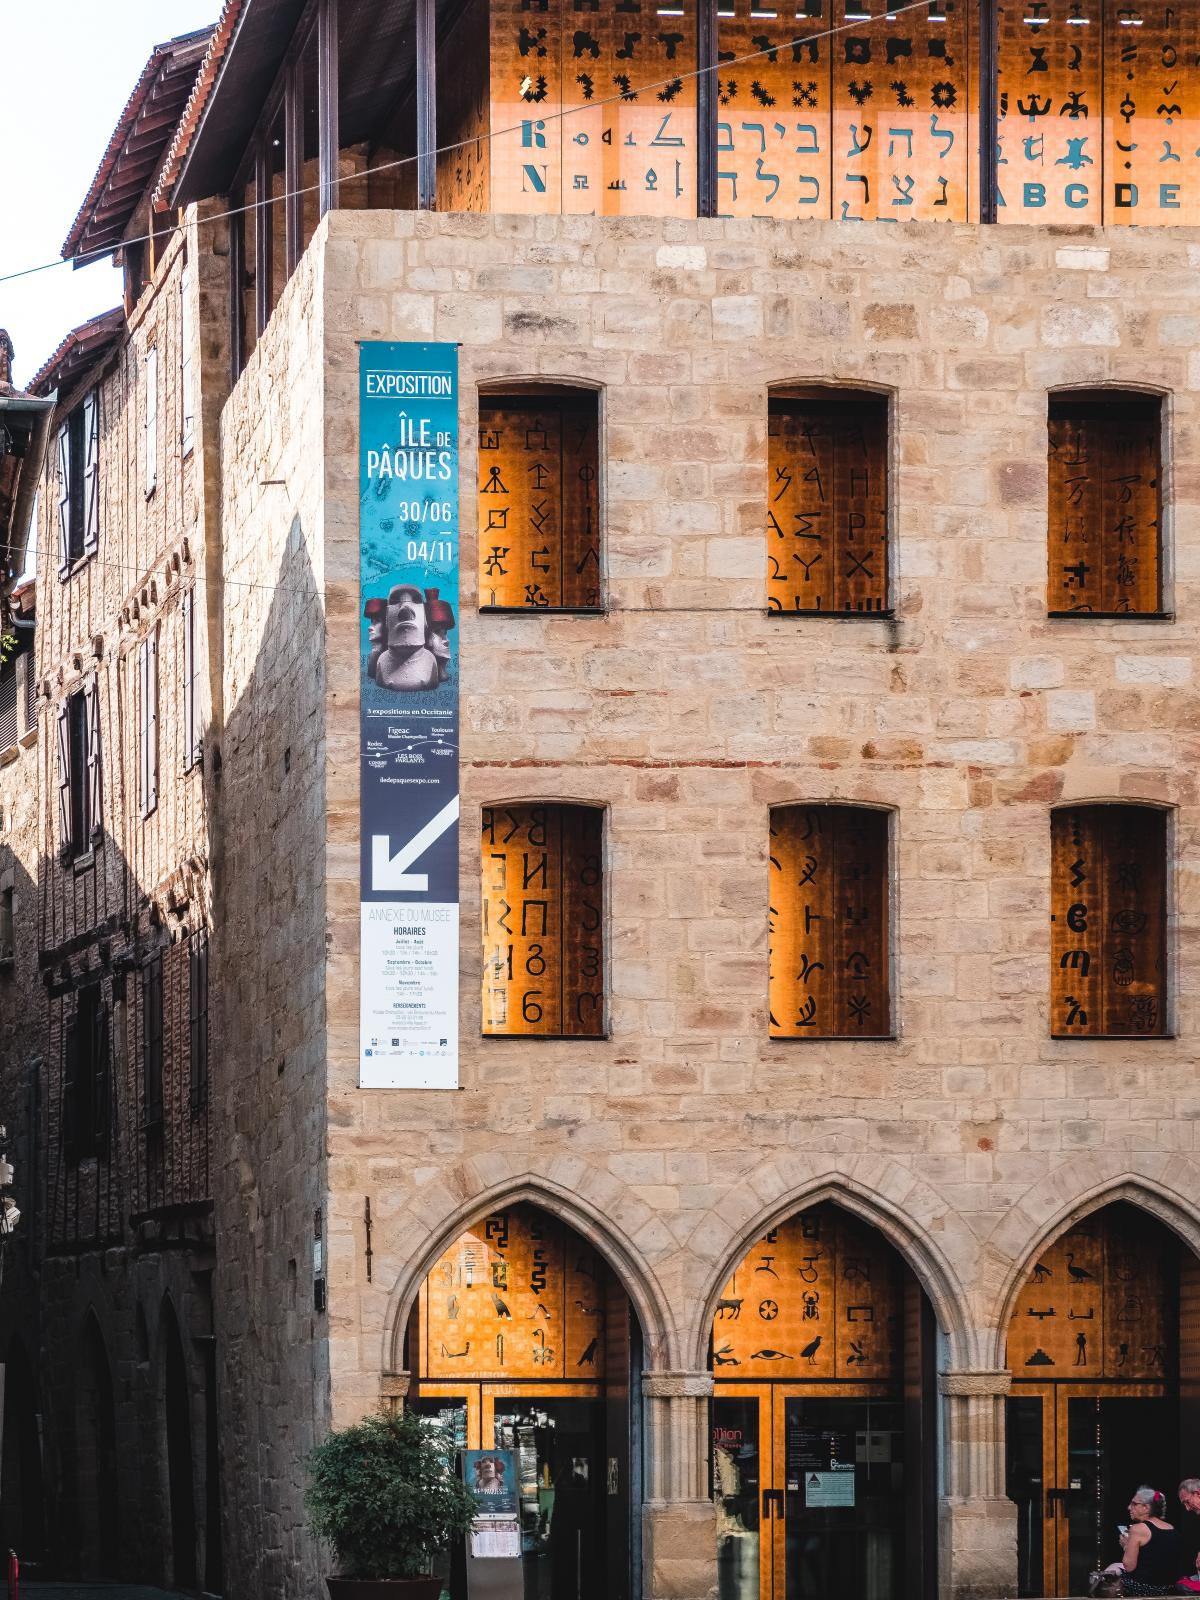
[
  {"left": 477, "top": 389, "right": 601, "bottom": 611},
  {"left": 1048, "top": 391, "right": 1163, "bottom": 616},
  {"left": 769, "top": 805, "right": 890, "bottom": 1038},
  {"left": 1050, "top": 805, "right": 1167, "bottom": 1037},
  {"left": 482, "top": 803, "right": 604, "bottom": 1036},
  {"left": 768, "top": 388, "right": 889, "bottom": 616}
]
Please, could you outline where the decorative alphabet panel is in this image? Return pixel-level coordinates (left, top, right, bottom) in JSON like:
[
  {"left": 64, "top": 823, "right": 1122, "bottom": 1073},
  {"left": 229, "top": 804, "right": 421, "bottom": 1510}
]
[
  {"left": 1008, "top": 1209, "right": 1172, "bottom": 1380},
  {"left": 1048, "top": 397, "right": 1161, "bottom": 616},
  {"left": 482, "top": 804, "right": 604, "bottom": 1037},
  {"left": 478, "top": 396, "right": 601, "bottom": 610},
  {"left": 717, "top": 0, "right": 969, "bottom": 220},
  {"left": 489, "top": 0, "right": 697, "bottom": 213},
  {"left": 1050, "top": 806, "right": 1166, "bottom": 1039},
  {"left": 421, "top": 1204, "right": 609, "bottom": 1380},
  {"left": 770, "top": 806, "right": 890, "bottom": 1039},
  {"left": 712, "top": 1204, "right": 901, "bottom": 1380}
]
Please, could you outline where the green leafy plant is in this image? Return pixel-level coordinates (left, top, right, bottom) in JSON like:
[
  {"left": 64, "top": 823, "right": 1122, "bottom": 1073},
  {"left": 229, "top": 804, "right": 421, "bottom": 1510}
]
[{"left": 306, "top": 1409, "right": 478, "bottom": 1580}]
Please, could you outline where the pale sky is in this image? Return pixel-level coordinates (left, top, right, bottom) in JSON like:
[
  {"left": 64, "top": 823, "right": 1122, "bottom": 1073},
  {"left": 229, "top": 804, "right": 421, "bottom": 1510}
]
[{"left": 0, "top": 2, "right": 219, "bottom": 387}]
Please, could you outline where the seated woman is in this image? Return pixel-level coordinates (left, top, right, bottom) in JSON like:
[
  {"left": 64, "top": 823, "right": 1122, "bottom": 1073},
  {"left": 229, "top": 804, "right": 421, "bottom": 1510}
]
[{"left": 1098, "top": 1487, "right": 1184, "bottom": 1596}]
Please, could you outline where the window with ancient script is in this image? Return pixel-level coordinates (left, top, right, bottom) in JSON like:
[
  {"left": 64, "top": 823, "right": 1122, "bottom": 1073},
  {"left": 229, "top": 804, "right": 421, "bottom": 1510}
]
[
  {"left": 482, "top": 804, "right": 605, "bottom": 1037},
  {"left": 769, "top": 805, "right": 890, "bottom": 1038},
  {"left": 1047, "top": 393, "right": 1162, "bottom": 616},
  {"left": 768, "top": 390, "right": 889, "bottom": 614},
  {"left": 1050, "top": 805, "right": 1167, "bottom": 1038},
  {"left": 478, "top": 392, "right": 602, "bottom": 610}
]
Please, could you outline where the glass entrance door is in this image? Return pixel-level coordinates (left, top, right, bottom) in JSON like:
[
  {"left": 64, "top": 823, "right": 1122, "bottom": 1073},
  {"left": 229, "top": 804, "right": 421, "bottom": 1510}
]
[
  {"left": 714, "top": 1387, "right": 905, "bottom": 1600},
  {"left": 1008, "top": 1387, "right": 1176, "bottom": 1597}
]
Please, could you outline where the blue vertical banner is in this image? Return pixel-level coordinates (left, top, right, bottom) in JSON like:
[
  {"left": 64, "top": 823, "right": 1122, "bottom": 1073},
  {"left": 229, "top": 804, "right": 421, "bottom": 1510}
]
[{"left": 359, "top": 343, "right": 460, "bottom": 1088}]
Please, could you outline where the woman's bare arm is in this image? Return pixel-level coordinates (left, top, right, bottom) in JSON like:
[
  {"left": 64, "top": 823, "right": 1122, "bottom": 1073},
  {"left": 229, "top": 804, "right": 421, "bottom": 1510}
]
[{"left": 1123, "top": 1526, "right": 1151, "bottom": 1572}]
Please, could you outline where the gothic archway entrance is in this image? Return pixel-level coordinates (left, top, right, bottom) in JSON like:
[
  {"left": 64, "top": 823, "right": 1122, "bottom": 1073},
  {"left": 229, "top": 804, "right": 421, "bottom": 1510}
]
[
  {"left": 710, "top": 1202, "right": 937, "bottom": 1600},
  {"left": 1006, "top": 1203, "right": 1189, "bottom": 1597},
  {"left": 406, "top": 1201, "right": 642, "bottom": 1600}
]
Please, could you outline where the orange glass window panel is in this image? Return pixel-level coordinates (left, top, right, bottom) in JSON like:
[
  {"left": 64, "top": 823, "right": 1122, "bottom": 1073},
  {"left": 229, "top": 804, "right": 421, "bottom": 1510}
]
[
  {"left": 490, "top": 0, "right": 697, "bottom": 214},
  {"left": 420, "top": 1203, "right": 610, "bottom": 1381},
  {"left": 711, "top": 1204, "right": 901, "bottom": 1380},
  {"left": 996, "top": 0, "right": 1102, "bottom": 224},
  {"left": 479, "top": 396, "right": 601, "bottom": 611},
  {"left": 482, "top": 803, "right": 604, "bottom": 1037},
  {"left": 1050, "top": 806, "right": 1166, "bottom": 1039},
  {"left": 768, "top": 396, "right": 888, "bottom": 614},
  {"left": 769, "top": 806, "right": 889, "bottom": 1038},
  {"left": 1047, "top": 398, "right": 1161, "bottom": 615},
  {"left": 1103, "top": 0, "right": 1200, "bottom": 226}
]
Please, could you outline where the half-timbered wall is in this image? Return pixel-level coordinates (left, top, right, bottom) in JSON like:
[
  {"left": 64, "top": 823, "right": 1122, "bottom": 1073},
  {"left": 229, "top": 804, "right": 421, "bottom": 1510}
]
[
  {"left": 1049, "top": 804, "right": 1167, "bottom": 1038},
  {"left": 482, "top": 803, "right": 605, "bottom": 1036},
  {"left": 477, "top": 392, "right": 602, "bottom": 610},
  {"left": 769, "top": 805, "right": 890, "bottom": 1039},
  {"left": 1047, "top": 393, "right": 1162, "bottom": 616}
]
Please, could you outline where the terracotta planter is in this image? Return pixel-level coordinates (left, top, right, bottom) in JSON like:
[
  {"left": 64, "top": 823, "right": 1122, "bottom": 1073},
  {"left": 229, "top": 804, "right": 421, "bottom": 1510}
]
[{"left": 326, "top": 1579, "right": 442, "bottom": 1600}]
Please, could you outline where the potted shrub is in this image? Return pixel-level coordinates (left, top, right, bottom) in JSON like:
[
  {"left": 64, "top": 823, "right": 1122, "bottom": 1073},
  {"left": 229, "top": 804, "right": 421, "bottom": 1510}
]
[{"left": 306, "top": 1409, "right": 478, "bottom": 1599}]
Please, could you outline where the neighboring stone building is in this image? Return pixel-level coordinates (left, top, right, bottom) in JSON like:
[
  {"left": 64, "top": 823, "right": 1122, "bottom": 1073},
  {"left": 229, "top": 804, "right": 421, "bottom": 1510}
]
[
  {"left": 0, "top": 328, "right": 53, "bottom": 1563},
  {"left": 18, "top": 2, "right": 1200, "bottom": 1599},
  {"left": 15, "top": 28, "right": 224, "bottom": 1591}
]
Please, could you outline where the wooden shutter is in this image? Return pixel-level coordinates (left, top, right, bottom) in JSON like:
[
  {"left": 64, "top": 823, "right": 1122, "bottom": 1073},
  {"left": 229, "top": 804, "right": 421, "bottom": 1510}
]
[
  {"left": 182, "top": 589, "right": 198, "bottom": 770},
  {"left": 82, "top": 391, "right": 100, "bottom": 557},
  {"left": 144, "top": 346, "right": 158, "bottom": 496},
  {"left": 190, "top": 932, "right": 209, "bottom": 1106},
  {"left": 1048, "top": 397, "right": 1161, "bottom": 615},
  {"left": 56, "top": 423, "right": 71, "bottom": 575},
  {"left": 92, "top": 1001, "right": 110, "bottom": 1156},
  {"left": 481, "top": 803, "right": 604, "bottom": 1036},
  {"left": 62, "top": 1009, "right": 80, "bottom": 1158},
  {"left": 55, "top": 701, "right": 72, "bottom": 852},
  {"left": 1050, "top": 806, "right": 1167, "bottom": 1037},
  {"left": 139, "top": 633, "right": 158, "bottom": 815},
  {"left": 768, "top": 395, "right": 889, "bottom": 615},
  {"left": 180, "top": 268, "right": 195, "bottom": 453},
  {"left": 144, "top": 958, "right": 164, "bottom": 1123},
  {"left": 85, "top": 676, "right": 102, "bottom": 839},
  {"left": 770, "top": 805, "right": 890, "bottom": 1038}
]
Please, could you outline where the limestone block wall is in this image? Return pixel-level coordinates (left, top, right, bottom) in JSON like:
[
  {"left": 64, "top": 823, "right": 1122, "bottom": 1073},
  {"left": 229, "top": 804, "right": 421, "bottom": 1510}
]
[
  {"left": 302, "top": 212, "right": 1200, "bottom": 1600},
  {"left": 213, "top": 241, "right": 331, "bottom": 1600}
]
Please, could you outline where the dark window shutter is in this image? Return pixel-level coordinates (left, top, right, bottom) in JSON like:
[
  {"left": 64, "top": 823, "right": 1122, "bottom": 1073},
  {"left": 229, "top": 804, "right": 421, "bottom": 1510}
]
[
  {"left": 86, "top": 676, "right": 102, "bottom": 839},
  {"left": 190, "top": 933, "right": 209, "bottom": 1107},
  {"left": 93, "top": 1002, "right": 110, "bottom": 1156},
  {"left": 56, "top": 423, "right": 71, "bottom": 575},
  {"left": 182, "top": 589, "right": 195, "bottom": 770},
  {"left": 82, "top": 390, "right": 100, "bottom": 557},
  {"left": 62, "top": 1011, "right": 80, "bottom": 1158},
  {"left": 56, "top": 702, "right": 72, "bottom": 853}
]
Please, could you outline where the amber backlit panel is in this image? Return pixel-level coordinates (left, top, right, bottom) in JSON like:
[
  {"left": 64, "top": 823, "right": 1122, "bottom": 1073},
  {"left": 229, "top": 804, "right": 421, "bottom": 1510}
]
[
  {"left": 1104, "top": 0, "right": 1200, "bottom": 224},
  {"left": 482, "top": 804, "right": 604, "bottom": 1037},
  {"left": 769, "top": 806, "right": 889, "bottom": 1038},
  {"left": 1050, "top": 807, "right": 1166, "bottom": 1039},
  {"left": 420, "top": 1204, "right": 609, "bottom": 1381},
  {"left": 490, "top": 0, "right": 697, "bottom": 214},
  {"left": 717, "top": 0, "right": 968, "bottom": 220},
  {"left": 437, "top": 0, "right": 492, "bottom": 212},
  {"left": 712, "top": 1204, "right": 900, "bottom": 1381},
  {"left": 996, "top": 0, "right": 1102, "bottom": 224},
  {"left": 1007, "top": 1212, "right": 1171, "bottom": 1380},
  {"left": 1048, "top": 400, "right": 1161, "bottom": 615},
  {"left": 478, "top": 398, "right": 601, "bottom": 610},
  {"left": 767, "top": 398, "right": 888, "bottom": 613}
]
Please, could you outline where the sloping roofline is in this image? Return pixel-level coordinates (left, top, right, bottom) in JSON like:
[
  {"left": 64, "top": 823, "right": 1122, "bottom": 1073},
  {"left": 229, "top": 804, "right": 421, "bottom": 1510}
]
[{"left": 27, "top": 309, "right": 126, "bottom": 400}]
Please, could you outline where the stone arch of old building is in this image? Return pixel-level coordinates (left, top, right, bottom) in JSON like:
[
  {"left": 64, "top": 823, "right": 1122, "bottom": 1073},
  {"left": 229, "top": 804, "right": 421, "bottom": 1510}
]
[
  {"left": 380, "top": 1165, "right": 679, "bottom": 1377},
  {"left": 75, "top": 1309, "right": 120, "bottom": 1579},
  {"left": 159, "top": 1294, "right": 198, "bottom": 1591},
  {"left": 689, "top": 1158, "right": 977, "bottom": 1371},
  {"left": 983, "top": 1155, "right": 1200, "bottom": 1368}
]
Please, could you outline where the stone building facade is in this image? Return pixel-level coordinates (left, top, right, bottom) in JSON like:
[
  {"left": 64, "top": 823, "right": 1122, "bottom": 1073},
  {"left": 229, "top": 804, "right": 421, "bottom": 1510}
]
[{"left": 17, "top": 3, "right": 1200, "bottom": 1599}]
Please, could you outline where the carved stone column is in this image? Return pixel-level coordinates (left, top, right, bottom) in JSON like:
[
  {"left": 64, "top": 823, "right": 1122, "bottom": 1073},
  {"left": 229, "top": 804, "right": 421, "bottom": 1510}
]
[
  {"left": 939, "top": 1369, "right": 1018, "bottom": 1600},
  {"left": 642, "top": 1371, "right": 718, "bottom": 1600}
]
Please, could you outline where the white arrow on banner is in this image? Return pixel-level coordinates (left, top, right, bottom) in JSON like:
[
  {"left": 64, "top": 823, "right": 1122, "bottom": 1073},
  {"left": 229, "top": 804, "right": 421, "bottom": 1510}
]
[{"left": 371, "top": 795, "right": 460, "bottom": 893}]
